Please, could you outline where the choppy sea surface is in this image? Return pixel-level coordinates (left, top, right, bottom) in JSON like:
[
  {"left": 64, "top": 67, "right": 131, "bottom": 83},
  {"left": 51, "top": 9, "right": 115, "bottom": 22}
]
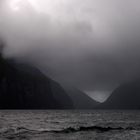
[{"left": 0, "top": 110, "right": 139, "bottom": 140}]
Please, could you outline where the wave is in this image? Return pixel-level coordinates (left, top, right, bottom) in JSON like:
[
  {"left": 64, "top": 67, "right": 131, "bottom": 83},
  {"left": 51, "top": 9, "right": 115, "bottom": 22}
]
[
  {"left": 50, "top": 126, "right": 135, "bottom": 133},
  {"left": 0, "top": 127, "right": 40, "bottom": 139},
  {"left": 0, "top": 125, "right": 137, "bottom": 137}
]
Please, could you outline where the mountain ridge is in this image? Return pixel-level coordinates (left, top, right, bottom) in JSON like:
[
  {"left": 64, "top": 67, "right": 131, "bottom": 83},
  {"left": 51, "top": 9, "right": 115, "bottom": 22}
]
[
  {"left": 97, "top": 80, "right": 140, "bottom": 109},
  {"left": 0, "top": 55, "right": 74, "bottom": 109}
]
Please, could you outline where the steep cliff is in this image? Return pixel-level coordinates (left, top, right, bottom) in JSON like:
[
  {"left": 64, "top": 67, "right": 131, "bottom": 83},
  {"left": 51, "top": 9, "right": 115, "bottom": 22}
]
[
  {"left": 0, "top": 56, "right": 73, "bottom": 109},
  {"left": 98, "top": 80, "right": 140, "bottom": 109}
]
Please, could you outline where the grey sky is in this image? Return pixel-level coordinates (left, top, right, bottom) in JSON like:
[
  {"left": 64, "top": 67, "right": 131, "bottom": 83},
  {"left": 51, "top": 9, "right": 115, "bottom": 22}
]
[{"left": 0, "top": 0, "right": 140, "bottom": 102}]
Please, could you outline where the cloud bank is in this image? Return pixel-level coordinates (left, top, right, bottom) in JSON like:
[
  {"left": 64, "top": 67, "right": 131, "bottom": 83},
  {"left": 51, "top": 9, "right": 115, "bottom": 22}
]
[{"left": 0, "top": 0, "right": 140, "bottom": 101}]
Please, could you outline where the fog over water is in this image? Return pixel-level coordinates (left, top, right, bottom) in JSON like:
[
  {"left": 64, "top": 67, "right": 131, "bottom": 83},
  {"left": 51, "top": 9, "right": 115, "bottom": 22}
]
[{"left": 0, "top": 0, "right": 140, "bottom": 102}]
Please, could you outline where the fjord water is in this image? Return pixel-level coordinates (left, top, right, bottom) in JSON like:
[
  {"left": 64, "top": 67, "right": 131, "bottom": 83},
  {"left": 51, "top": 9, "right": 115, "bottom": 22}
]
[{"left": 0, "top": 110, "right": 140, "bottom": 140}]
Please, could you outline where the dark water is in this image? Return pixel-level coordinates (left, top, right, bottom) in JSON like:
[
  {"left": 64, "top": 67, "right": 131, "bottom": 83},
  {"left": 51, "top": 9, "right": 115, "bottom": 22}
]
[{"left": 0, "top": 110, "right": 140, "bottom": 140}]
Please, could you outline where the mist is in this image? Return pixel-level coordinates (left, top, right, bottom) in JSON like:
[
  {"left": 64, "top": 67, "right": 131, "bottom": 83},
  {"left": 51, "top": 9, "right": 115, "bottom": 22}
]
[{"left": 0, "top": 0, "right": 140, "bottom": 102}]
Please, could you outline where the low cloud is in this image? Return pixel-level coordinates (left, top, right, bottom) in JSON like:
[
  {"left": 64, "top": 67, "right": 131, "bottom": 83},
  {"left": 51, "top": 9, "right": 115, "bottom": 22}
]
[{"left": 0, "top": 0, "right": 140, "bottom": 99}]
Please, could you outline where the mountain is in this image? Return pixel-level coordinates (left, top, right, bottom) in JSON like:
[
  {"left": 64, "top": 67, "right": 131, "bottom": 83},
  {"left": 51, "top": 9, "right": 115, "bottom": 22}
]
[
  {"left": 0, "top": 55, "right": 73, "bottom": 109},
  {"left": 63, "top": 86, "right": 99, "bottom": 109},
  {"left": 98, "top": 80, "right": 140, "bottom": 109},
  {"left": 50, "top": 81, "right": 74, "bottom": 109}
]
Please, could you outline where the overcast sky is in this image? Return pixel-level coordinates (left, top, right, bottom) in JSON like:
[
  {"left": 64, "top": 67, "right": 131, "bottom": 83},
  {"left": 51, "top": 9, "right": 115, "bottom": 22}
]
[{"left": 0, "top": 0, "right": 140, "bottom": 102}]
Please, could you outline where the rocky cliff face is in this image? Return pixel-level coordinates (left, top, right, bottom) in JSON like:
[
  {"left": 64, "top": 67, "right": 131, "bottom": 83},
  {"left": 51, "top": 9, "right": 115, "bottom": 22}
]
[
  {"left": 98, "top": 80, "right": 140, "bottom": 109},
  {"left": 0, "top": 56, "right": 73, "bottom": 109}
]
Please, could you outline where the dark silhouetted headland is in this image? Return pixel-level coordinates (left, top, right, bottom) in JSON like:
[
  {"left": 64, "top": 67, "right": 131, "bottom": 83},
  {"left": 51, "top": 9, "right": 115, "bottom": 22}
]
[
  {"left": 63, "top": 86, "right": 99, "bottom": 109},
  {"left": 0, "top": 52, "right": 74, "bottom": 109},
  {"left": 98, "top": 80, "right": 140, "bottom": 109}
]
